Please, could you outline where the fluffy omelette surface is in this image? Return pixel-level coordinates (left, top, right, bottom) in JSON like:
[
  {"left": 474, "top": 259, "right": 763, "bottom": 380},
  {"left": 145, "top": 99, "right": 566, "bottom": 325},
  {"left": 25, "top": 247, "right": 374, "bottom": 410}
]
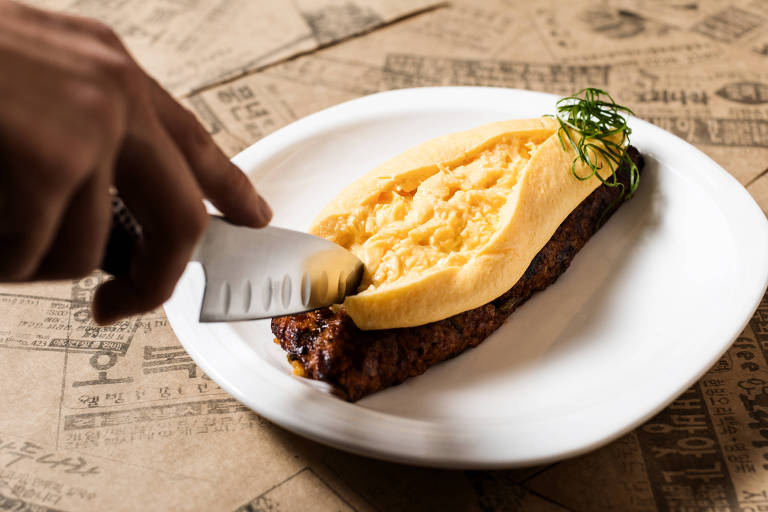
[
  {"left": 310, "top": 117, "right": 615, "bottom": 330},
  {"left": 327, "top": 136, "right": 548, "bottom": 290}
]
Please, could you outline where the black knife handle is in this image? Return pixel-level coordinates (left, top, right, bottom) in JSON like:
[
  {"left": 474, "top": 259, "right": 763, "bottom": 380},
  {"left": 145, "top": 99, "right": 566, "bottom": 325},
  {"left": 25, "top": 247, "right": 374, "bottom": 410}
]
[{"left": 100, "top": 195, "right": 141, "bottom": 278}]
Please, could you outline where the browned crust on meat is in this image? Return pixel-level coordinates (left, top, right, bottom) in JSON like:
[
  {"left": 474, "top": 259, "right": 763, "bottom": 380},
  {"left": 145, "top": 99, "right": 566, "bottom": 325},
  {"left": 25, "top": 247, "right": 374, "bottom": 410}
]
[{"left": 272, "top": 147, "right": 644, "bottom": 401}]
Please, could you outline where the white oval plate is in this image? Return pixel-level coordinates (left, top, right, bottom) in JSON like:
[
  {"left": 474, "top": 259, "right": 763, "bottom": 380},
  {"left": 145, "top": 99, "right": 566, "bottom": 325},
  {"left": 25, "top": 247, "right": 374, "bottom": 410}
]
[{"left": 165, "top": 87, "right": 768, "bottom": 468}]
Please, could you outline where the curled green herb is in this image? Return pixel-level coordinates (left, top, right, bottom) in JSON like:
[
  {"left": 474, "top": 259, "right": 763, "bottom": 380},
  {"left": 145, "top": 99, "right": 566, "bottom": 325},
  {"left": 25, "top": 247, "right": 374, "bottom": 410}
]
[{"left": 547, "top": 88, "right": 639, "bottom": 223}]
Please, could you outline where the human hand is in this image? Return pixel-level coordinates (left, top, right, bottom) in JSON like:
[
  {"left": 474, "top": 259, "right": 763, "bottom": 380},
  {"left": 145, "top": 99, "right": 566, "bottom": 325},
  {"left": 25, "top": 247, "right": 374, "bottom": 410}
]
[{"left": 0, "top": 0, "right": 272, "bottom": 324}]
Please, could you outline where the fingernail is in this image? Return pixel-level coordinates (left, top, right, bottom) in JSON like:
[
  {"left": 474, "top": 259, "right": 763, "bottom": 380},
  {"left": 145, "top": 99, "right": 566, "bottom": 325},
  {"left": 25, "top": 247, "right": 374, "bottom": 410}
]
[{"left": 255, "top": 195, "right": 272, "bottom": 226}]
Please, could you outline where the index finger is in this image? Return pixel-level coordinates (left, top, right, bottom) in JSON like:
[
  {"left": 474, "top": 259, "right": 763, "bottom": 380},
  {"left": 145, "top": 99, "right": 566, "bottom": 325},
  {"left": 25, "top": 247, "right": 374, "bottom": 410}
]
[
  {"left": 93, "top": 116, "right": 207, "bottom": 324},
  {"left": 150, "top": 80, "right": 271, "bottom": 227}
]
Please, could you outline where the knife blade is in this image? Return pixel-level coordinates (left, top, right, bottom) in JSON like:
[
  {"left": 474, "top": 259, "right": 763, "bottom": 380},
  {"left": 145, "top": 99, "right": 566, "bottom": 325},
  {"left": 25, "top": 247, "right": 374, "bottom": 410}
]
[
  {"left": 101, "top": 196, "right": 363, "bottom": 322},
  {"left": 192, "top": 217, "right": 363, "bottom": 321}
]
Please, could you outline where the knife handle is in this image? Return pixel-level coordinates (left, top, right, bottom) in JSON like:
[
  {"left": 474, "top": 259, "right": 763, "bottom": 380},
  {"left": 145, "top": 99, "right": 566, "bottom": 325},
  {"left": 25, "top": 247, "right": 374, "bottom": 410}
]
[{"left": 100, "top": 195, "right": 141, "bottom": 278}]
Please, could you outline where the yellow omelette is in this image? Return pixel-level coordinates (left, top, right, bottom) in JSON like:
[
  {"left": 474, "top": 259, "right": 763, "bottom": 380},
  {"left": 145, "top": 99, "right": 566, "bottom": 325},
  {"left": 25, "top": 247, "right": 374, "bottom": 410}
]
[{"left": 310, "top": 117, "right": 616, "bottom": 330}]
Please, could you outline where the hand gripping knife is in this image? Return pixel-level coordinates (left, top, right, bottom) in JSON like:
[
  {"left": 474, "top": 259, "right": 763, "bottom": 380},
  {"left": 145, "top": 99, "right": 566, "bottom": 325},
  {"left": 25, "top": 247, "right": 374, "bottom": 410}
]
[{"left": 102, "top": 196, "right": 363, "bottom": 321}]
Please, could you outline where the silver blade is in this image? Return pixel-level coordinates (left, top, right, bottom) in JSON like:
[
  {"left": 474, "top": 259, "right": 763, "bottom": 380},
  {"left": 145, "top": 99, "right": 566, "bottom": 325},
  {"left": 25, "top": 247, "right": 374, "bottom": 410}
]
[{"left": 192, "top": 217, "right": 363, "bottom": 322}]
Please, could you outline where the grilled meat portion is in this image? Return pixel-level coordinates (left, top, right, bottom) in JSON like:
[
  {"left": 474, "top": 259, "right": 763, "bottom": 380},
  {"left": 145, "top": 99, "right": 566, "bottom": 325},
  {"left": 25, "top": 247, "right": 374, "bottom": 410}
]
[{"left": 272, "top": 146, "right": 644, "bottom": 401}]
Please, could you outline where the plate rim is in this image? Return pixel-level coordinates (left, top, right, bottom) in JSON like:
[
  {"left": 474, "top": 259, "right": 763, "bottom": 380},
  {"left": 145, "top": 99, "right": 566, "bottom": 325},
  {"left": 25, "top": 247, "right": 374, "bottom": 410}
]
[{"left": 166, "top": 86, "right": 768, "bottom": 468}]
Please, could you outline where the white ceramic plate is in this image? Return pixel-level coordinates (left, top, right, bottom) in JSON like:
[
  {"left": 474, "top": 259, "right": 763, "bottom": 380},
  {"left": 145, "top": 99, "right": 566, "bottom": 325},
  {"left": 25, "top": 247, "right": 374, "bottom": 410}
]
[{"left": 165, "top": 87, "right": 768, "bottom": 468}]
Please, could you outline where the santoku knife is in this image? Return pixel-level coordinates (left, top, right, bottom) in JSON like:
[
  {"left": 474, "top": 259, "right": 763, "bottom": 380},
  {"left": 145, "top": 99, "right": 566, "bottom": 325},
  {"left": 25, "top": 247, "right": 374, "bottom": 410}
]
[{"left": 102, "top": 197, "right": 363, "bottom": 322}]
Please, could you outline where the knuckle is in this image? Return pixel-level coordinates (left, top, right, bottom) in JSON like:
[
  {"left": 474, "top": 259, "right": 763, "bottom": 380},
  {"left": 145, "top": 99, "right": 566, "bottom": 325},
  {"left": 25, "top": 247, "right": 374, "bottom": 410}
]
[
  {"left": 83, "top": 20, "right": 123, "bottom": 48},
  {"left": 99, "top": 52, "right": 140, "bottom": 89},
  {"left": 178, "top": 109, "right": 213, "bottom": 153},
  {"left": 68, "top": 82, "right": 125, "bottom": 143},
  {"left": 75, "top": 85, "right": 112, "bottom": 119},
  {"left": 6, "top": 1, "right": 48, "bottom": 23},
  {"left": 83, "top": 44, "right": 141, "bottom": 96}
]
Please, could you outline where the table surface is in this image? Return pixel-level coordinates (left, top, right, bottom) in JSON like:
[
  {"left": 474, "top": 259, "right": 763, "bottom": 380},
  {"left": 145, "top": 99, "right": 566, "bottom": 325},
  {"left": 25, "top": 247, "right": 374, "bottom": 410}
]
[{"left": 2, "top": 0, "right": 768, "bottom": 510}]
